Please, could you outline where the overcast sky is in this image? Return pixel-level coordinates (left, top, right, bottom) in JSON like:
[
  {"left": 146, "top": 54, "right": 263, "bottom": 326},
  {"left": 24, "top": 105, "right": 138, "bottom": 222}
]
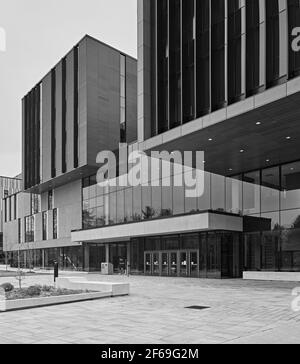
[{"left": 0, "top": 0, "right": 137, "bottom": 177}]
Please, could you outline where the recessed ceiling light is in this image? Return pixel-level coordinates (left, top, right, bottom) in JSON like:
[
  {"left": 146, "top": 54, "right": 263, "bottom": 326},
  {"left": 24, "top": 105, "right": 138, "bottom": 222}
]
[
  {"left": 256, "top": 122, "right": 261, "bottom": 125},
  {"left": 266, "top": 159, "right": 270, "bottom": 162},
  {"left": 208, "top": 138, "right": 213, "bottom": 141},
  {"left": 240, "top": 149, "right": 244, "bottom": 153},
  {"left": 229, "top": 168, "right": 233, "bottom": 171},
  {"left": 286, "top": 136, "right": 291, "bottom": 140}
]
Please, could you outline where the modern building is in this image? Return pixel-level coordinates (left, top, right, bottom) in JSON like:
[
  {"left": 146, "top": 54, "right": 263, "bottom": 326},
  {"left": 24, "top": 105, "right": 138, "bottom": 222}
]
[
  {"left": 3, "top": 1, "right": 300, "bottom": 280},
  {"left": 3, "top": 35, "right": 137, "bottom": 269},
  {"left": 71, "top": 0, "right": 300, "bottom": 279},
  {"left": 0, "top": 176, "right": 22, "bottom": 263}
]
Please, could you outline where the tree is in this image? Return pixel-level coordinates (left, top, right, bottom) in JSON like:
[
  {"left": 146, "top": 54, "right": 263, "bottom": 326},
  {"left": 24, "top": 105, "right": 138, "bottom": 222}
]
[{"left": 142, "top": 206, "right": 156, "bottom": 220}]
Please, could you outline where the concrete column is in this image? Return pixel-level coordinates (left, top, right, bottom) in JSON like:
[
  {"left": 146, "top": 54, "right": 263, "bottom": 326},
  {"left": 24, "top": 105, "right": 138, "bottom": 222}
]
[{"left": 105, "top": 244, "right": 110, "bottom": 263}]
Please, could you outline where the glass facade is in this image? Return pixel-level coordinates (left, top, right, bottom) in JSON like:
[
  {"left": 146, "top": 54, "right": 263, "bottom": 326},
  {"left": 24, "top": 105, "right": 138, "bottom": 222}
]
[
  {"left": 82, "top": 159, "right": 300, "bottom": 273},
  {"left": 9, "top": 247, "right": 84, "bottom": 271},
  {"left": 130, "top": 231, "right": 242, "bottom": 278}
]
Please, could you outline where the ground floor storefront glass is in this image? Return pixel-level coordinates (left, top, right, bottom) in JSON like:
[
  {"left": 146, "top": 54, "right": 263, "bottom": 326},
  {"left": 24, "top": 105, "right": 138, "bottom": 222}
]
[
  {"left": 8, "top": 246, "right": 84, "bottom": 271},
  {"left": 130, "top": 231, "right": 243, "bottom": 279},
  {"left": 244, "top": 228, "right": 300, "bottom": 272}
]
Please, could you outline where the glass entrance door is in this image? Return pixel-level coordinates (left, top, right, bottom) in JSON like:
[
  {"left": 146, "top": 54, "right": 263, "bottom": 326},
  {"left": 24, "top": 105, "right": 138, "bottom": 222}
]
[
  {"left": 170, "top": 252, "right": 178, "bottom": 276},
  {"left": 189, "top": 251, "right": 199, "bottom": 278},
  {"left": 145, "top": 253, "right": 152, "bottom": 275},
  {"left": 152, "top": 252, "right": 160, "bottom": 276},
  {"left": 161, "top": 252, "right": 169, "bottom": 276},
  {"left": 180, "top": 252, "right": 188, "bottom": 277}
]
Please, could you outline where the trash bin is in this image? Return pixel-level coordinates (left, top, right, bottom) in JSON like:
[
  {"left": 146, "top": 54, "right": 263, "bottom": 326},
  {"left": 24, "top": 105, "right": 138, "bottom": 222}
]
[{"left": 101, "top": 262, "right": 114, "bottom": 275}]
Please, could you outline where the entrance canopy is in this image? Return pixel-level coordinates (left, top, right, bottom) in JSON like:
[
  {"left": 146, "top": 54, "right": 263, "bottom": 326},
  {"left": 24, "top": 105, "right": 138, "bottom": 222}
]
[{"left": 72, "top": 211, "right": 243, "bottom": 244}]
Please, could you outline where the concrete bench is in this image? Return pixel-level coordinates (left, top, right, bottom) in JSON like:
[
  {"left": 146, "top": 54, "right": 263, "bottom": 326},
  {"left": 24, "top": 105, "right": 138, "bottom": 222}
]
[{"left": 56, "top": 277, "right": 130, "bottom": 297}]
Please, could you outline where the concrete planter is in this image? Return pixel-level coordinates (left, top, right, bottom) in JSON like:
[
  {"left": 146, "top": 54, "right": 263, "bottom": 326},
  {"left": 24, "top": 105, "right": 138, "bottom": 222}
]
[
  {"left": 0, "top": 291, "right": 111, "bottom": 312},
  {"left": 56, "top": 277, "right": 130, "bottom": 296},
  {"left": 243, "top": 271, "right": 300, "bottom": 282}
]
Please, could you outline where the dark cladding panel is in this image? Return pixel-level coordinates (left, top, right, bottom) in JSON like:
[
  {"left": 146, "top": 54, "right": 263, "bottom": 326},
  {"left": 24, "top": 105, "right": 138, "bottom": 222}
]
[
  {"left": 266, "top": 0, "right": 280, "bottom": 87},
  {"left": 182, "top": 0, "right": 196, "bottom": 123},
  {"left": 157, "top": 0, "right": 169, "bottom": 133},
  {"left": 41, "top": 73, "right": 52, "bottom": 183},
  {"left": 22, "top": 98, "right": 26, "bottom": 190},
  {"left": 62, "top": 57, "right": 67, "bottom": 173},
  {"left": 150, "top": 0, "right": 158, "bottom": 137},
  {"left": 211, "top": 0, "right": 226, "bottom": 111},
  {"left": 35, "top": 85, "right": 41, "bottom": 186},
  {"left": 169, "top": 0, "right": 182, "bottom": 128},
  {"left": 196, "top": 0, "right": 211, "bottom": 117},
  {"left": 23, "top": 86, "right": 41, "bottom": 190},
  {"left": 78, "top": 39, "right": 88, "bottom": 168},
  {"left": 246, "top": 0, "right": 261, "bottom": 96},
  {"left": 288, "top": 0, "right": 300, "bottom": 79},
  {"left": 74, "top": 46, "right": 79, "bottom": 169},
  {"left": 55, "top": 62, "right": 63, "bottom": 176},
  {"left": 228, "top": 0, "right": 243, "bottom": 104},
  {"left": 126, "top": 56, "right": 138, "bottom": 143},
  {"left": 51, "top": 68, "right": 56, "bottom": 178},
  {"left": 66, "top": 50, "right": 75, "bottom": 172}
]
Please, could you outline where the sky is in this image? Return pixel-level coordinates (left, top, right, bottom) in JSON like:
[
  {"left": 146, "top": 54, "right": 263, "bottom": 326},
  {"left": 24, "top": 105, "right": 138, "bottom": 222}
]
[{"left": 0, "top": 0, "right": 137, "bottom": 177}]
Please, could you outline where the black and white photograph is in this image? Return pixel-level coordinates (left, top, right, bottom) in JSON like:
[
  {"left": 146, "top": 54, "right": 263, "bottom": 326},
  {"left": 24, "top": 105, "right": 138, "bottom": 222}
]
[{"left": 0, "top": 0, "right": 300, "bottom": 348}]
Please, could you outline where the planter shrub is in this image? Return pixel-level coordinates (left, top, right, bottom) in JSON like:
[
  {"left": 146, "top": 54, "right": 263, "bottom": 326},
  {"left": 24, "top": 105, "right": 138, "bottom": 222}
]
[
  {"left": 1, "top": 283, "right": 14, "bottom": 292},
  {"left": 26, "top": 285, "right": 42, "bottom": 297}
]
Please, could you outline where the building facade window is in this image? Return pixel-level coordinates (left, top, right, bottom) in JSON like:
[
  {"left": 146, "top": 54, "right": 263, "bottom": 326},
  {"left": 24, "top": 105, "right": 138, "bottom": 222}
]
[
  {"left": 31, "top": 194, "right": 41, "bottom": 215},
  {"left": 18, "top": 218, "right": 21, "bottom": 244},
  {"left": 120, "top": 54, "right": 127, "bottom": 143},
  {"left": 48, "top": 190, "right": 53, "bottom": 210},
  {"left": 13, "top": 194, "right": 17, "bottom": 220},
  {"left": 53, "top": 208, "right": 58, "bottom": 240},
  {"left": 8, "top": 196, "right": 11, "bottom": 221},
  {"left": 25, "top": 216, "right": 34, "bottom": 243},
  {"left": 42, "top": 211, "right": 48, "bottom": 241},
  {"left": 4, "top": 198, "right": 7, "bottom": 223}
]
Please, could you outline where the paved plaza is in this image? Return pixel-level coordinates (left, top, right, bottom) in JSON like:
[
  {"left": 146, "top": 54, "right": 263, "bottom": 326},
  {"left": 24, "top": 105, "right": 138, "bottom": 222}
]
[{"left": 0, "top": 272, "right": 299, "bottom": 344}]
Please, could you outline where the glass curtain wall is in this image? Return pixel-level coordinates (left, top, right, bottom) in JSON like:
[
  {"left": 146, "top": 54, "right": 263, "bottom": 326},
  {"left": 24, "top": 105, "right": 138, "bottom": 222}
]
[{"left": 83, "top": 160, "right": 300, "bottom": 272}]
